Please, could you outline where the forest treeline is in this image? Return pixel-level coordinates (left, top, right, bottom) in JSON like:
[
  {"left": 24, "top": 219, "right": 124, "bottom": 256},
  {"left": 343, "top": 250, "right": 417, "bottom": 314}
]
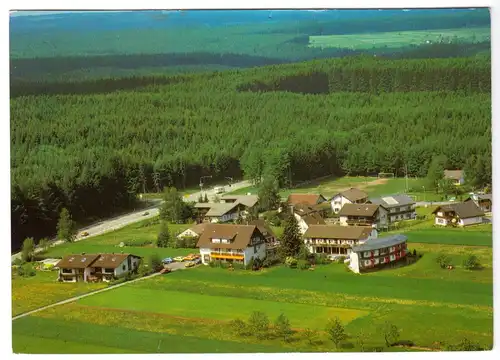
[
  {"left": 10, "top": 55, "right": 491, "bottom": 251},
  {"left": 10, "top": 42, "right": 490, "bottom": 86}
]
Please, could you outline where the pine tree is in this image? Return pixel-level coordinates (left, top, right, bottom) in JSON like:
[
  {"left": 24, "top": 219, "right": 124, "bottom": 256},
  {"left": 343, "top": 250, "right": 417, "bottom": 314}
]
[
  {"left": 156, "top": 221, "right": 171, "bottom": 248},
  {"left": 203, "top": 193, "right": 209, "bottom": 203},
  {"left": 279, "top": 211, "right": 302, "bottom": 259},
  {"left": 274, "top": 313, "right": 293, "bottom": 342},
  {"left": 198, "top": 194, "right": 203, "bottom": 203},
  {"left": 426, "top": 155, "right": 447, "bottom": 192},
  {"left": 21, "top": 237, "right": 35, "bottom": 262},
  {"left": 326, "top": 317, "right": 347, "bottom": 349},
  {"left": 57, "top": 208, "right": 75, "bottom": 242}
]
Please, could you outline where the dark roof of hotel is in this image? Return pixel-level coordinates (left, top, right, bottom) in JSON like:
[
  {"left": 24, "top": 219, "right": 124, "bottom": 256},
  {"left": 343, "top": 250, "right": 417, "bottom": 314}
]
[
  {"left": 432, "top": 202, "right": 485, "bottom": 219},
  {"left": 352, "top": 234, "right": 408, "bottom": 252}
]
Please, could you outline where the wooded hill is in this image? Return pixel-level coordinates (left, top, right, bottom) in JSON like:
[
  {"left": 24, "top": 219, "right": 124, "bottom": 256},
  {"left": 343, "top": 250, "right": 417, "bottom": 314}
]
[{"left": 10, "top": 55, "right": 491, "bottom": 250}]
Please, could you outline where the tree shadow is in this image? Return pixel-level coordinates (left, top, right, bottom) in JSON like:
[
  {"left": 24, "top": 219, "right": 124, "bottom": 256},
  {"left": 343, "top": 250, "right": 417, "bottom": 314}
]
[{"left": 340, "top": 342, "right": 355, "bottom": 349}]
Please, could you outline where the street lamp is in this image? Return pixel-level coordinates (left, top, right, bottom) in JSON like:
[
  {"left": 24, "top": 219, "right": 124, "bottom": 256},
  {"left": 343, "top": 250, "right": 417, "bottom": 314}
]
[{"left": 200, "top": 176, "right": 212, "bottom": 192}]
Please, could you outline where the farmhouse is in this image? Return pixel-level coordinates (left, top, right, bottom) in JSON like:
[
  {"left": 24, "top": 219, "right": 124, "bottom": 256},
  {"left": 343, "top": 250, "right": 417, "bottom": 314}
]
[
  {"left": 465, "top": 193, "right": 492, "bottom": 213},
  {"left": 338, "top": 203, "right": 388, "bottom": 229},
  {"left": 432, "top": 202, "right": 485, "bottom": 227},
  {"left": 177, "top": 223, "right": 208, "bottom": 239},
  {"left": 348, "top": 234, "right": 408, "bottom": 273},
  {"left": 330, "top": 188, "right": 369, "bottom": 213},
  {"left": 444, "top": 169, "right": 465, "bottom": 186},
  {"left": 194, "top": 202, "right": 248, "bottom": 223},
  {"left": 369, "top": 195, "right": 416, "bottom": 223},
  {"left": 197, "top": 224, "right": 267, "bottom": 266},
  {"left": 303, "top": 225, "right": 377, "bottom": 256},
  {"left": 56, "top": 253, "right": 142, "bottom": 283}
]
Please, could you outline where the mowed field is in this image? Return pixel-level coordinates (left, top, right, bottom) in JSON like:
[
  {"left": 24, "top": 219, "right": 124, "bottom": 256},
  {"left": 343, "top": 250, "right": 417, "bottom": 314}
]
[
  {"left": 228, "top": 176, "right": 442, "bottom": 201},
  {"left": 13, "top": 226, "right": 493, "bottom": 353},
  {"left": 308, "top": 27, "right": 490, "bottom": 50}
]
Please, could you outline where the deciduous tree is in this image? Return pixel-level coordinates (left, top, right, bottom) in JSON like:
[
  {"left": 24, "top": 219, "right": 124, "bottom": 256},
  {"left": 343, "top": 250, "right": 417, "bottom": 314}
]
[{"left": 326, "top": 317, "right": 347, "bottom": 349}]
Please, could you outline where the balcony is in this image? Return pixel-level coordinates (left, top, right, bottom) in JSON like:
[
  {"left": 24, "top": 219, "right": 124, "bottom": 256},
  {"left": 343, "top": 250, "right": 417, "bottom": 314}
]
[
  {"left": 346, "top": 219, "right": 374, "bottom": 226},
  {"left": 211, "top": 252, "right": 244, "bottom": 260}
]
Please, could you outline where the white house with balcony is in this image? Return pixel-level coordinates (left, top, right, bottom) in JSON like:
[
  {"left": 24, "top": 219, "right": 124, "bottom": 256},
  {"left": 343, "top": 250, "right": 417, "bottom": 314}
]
[
  {"left": 196, "top": 224, "right": 267, "bottom": 266},
  {"left": 330, "top": 188, "right": 369, "bottom": 214},
  {"left": 369, "top": 195, "right": 416, "bottom": 223},
  {"left": 432, "top": 202, "right": 484, "bottom": 227}
]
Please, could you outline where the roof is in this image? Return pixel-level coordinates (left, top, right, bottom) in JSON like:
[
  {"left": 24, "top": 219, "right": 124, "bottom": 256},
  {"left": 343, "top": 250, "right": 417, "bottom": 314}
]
[
  {"left": 465, "top": 193, "right": 492, "bottom": 202},
  {"left": 302, "top": 213, "right": 326, "bottom": 225},
  {"left": 287, "top": 194, "right": 326, "bottom": 206},
  {"left": 333, "top": 188, "right": 368, "bottom": 202},
  {"left": 247, "top": 219, "right": 276, "bottom": 238},
  {"left": 292, "top": 203, "right": 317, "bottom": 215},
  {"left": 188, "top": 223, "right": 209, "bottom": 235},
  {"left": 220, "top": 195, "right": 259, "bottom": 208},
  {"left": 205, "top": 202, "right": 242, "bottom": 217},
  {"left": 369, "top": 195, "right": 415, "bottom": 208},
  {"left": 444, "top": 169, "right": 464, "bottom": 180},
  {"left": 303, "top": 225, "right": 373, "bottom": 240},
  {"left": 312, "top": 202, "right": 332, "bottom": 211},
  {"left": 196, "top": 224, "right": 262, "bottom": 250},
  {"left": 93, "top": 253, "right": 134, "bottom": 269},
  {"left": 432, "top": 202, "right": 485, "bottom": 219},
  {"left": 194, "top": 203, "right": 213, "bottom": 209},
  {"left": 56, "top": 254, "right": 100, "bottom": 269},
  {"left": 352, "top": 234, "right": 408, "bottom": 252},
  {"left": 338, "top": 203, "right": 381, "bottom": 217}
]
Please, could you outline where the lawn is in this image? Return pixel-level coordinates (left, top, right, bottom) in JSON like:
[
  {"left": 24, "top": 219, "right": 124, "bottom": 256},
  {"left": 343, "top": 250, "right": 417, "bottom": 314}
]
[
  {"left": 308, "top": 27, "right": 490, "bottom": 50},
  {"left": 14, "top": 236, "right": 493, "bottom": 353},
  {"left": 11, "top": 270, "right": 106, "bottom": 317}
]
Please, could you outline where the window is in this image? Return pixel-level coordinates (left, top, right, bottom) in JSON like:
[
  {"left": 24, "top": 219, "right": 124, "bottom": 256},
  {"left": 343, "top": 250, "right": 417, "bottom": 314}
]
[
  {"left": 105, "top": 268, "right": 114, "bottom": 273},
  {"left": 221, "top": 239, "right": 229, "bottom": 244},
  {"left": 212, "top": 238, "right": 221, "bottom": 243},
  {"left": 62, "top": 268, "right": 72, "bottom": 274},
  {"left": 122, "top": 265, "right": 126, "bottom": 271}
]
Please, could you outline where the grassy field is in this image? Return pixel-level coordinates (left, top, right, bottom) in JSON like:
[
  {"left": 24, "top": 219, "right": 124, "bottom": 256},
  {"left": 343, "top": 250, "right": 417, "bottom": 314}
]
[
  {"left": 309, "top": 27, "right": 490, "bottom": 50},
  {"left": 13, "top": 232, "right": 493, "bottom": 353},
  {"left": 227, "top": 176, "right": 443, "bottom": 202}
]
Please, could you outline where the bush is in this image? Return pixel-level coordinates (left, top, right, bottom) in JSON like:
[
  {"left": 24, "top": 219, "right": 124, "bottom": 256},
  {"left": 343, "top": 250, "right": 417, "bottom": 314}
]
[
  {"left": 436, "top": 253, "right": 452, "bottom": 269},
  {"left": 297, "top": 259, "right": 310, "bottom": 270},
  {"left": 248, "top": 311, "right": 270, "bottom": 340},
  {"left": 17, "top": 263, "right": 36, "bottom": 278},
  {"left": 446, "top": 338, "right": 484, "bottom": 351},
  {"left": 314, "top": 253, "right": 331, "bottom": 265},
  {"left": 123, "top": 239, "right": 153, "bottom": 247},
  {"left": 335, "top": 256, "right": 346, "bottom": 264},
  {"left": 175, "top": 237, "right": 187, "bottom": 248},
  {"left": 183, "top": 236, "right": 199, "bottom": 248},
  {"left": 463, "top": 254, "right": 481, "bottom": 270},
  {"left": 262, "top": 254, "right": 280, "bottom": 268},
  {"left": 285, "top": 257, "right": 298, "bottom": 268},
  {"left": 245, "top": 258, "right": 255, "bottom": 270},
  {"left": 230, "top": 318, "right": 249, "bottom": 336},
  {"left": 149, "top": 253, "right": 163, "bottom": 272}
]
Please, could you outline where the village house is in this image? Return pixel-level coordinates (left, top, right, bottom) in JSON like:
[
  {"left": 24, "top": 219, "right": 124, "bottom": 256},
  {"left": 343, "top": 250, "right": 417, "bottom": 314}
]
[
  {"left": 303, "top": 225, "right": 377, "bottom": 257},
  {"left": 197, "top": 224, "right": 267, "bottom": 266},
  {"left": 330, "top": 188, "right": 369, "bottom": 214},
  {"left": 444, "top": 169, "right": 465, "bottom": 186},
  {"left": 369, "top": 195, "right": 416, "bottom": 223},
  {"left": 56, "top": 253, "right": 142, "bottom": 283},
  {"left": 294, "top": 208, "right": 326, "bottom": 235},
  {"left": 247, "top": 219, "right": 279, "bottom": 256},
  {"left": 338, "top": 203, "right": 388, "bottom": 229},
  {"left": 286, "top": 194, "right": 328, "bottom": 207},
  {"left": 220, "top": 194, "right": 259, "bottom": 210},
  {"left": 177, "top": 223, "right": 208, "bottom": 239},
  {"left": 465, "top": 193, "right": 492, "bottom": 213},
  {"left": 194, "top": 202, "right": 248, "bottom": 223},
  {"left": 432, "top": 202, "right": 485, "bottom": 227},
  {"left": 348, "top": 234, "right": 408, "bottom": 273}
]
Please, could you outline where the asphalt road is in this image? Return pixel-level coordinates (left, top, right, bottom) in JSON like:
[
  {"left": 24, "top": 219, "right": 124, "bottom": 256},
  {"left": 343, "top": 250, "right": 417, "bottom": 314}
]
[{"left": 11, "top": 180, "right": 252, "bottom": 263}]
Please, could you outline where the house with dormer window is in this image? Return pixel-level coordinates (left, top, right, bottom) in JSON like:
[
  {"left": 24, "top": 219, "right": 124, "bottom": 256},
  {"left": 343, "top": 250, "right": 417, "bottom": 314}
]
[{"left": 196, "top": 224, "right": 267, "bottom": 266}]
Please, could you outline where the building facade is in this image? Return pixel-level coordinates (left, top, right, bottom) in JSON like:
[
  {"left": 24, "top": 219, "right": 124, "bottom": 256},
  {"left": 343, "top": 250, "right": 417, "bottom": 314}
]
[
  {"left": 303, "top": 225, "right": 377, "bottom": 257},
  {"left": 432, "top": 202, "right": 484, "bottom": 227},
  {"left": 330, "top": 188, "right": 369, "bottom": 214},
  {"left": 465, "top": 193, "right": 492, "bottom": 213},
  {"left": 369, "top": 195, "right": 416, "bottom": 223},
  {"left": 348, "top": 234, "right": 408, "bottom": 273},
  {"left": 338, "top": 203, "right": 388, "bottom": 229}
]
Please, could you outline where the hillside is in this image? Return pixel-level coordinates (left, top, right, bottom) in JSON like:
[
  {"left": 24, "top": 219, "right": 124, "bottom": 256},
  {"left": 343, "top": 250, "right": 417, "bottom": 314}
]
[{"left": 10, "top": 55, "right": 491, "bottom": 250}]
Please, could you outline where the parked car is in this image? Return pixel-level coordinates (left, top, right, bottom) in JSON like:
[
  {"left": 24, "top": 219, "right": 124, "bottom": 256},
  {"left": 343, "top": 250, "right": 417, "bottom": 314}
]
[
  {"left": 162, "top": 257, "right": 173, "bottom": 264},
  {"left": 80, "top": 231, "right": 89, "bottom": 237},
  {"left": 174, "top": 256, "right": 184, "bottom": 262},
  {"left": 194, "top": 258, "right": 202, "bottom": 265},
  {"left": 214, "top": 186, "right": 225, "bottom": 194},
  {"left": 142, "top": 211, "right": 150, "bottom": 216},
  {"left": 183, "top": 254, "right": 197, "bottom": 261},
  {"left": 185, "top": 261, "right": 195, "bottom": 268}
]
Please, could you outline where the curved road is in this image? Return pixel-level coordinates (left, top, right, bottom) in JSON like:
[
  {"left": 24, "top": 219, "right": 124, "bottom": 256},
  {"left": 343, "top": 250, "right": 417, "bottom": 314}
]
[{"left": 11, "top": 180, "right": 252, "bottom": 263}]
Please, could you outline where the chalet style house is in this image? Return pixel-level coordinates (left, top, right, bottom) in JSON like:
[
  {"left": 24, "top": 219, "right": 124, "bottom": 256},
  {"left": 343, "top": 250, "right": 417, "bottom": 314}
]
[
  {"left": 338, "top": 203, "right": 388, "bottom": 229},
  {"left": 295, "top": 211, "right": 326, "bottom": 235},
  {"left": 247, "top": 219, "right": 279, "bottom": 256},
  {"left": 194, "top": 202, "right": 248, "bottom": 223},
  {"left": 444, "top": 169, "right": 465, "bottom": 186},
  {"left": 330, "top": 188, "right": 369, "bottom": 214},
  {"left": 197, "top": 224, "right": 267, "bottom": 266},
  {"left": 56, "top": 253, "right": 142, "bottom": 283},
  {"left": 303, "top": 225, "right": 377, "bottom": 257},
  {"left": 369, "top": 195, "right": 416, "bottom": 223},
  {"left": 348, "top": 234, "right": 408, "bottom": 273},
  {"left": 220, "top": 195, "right": 259, "bottom": 210},
  {"left": 177, "top": 223, "right": 208, "bottom": 239},
  {"left": 432, "top": 202, "right": 484, "bottom": 227},
  {"left": 465, "top": 193, "right": 492, "bottom": 213}
]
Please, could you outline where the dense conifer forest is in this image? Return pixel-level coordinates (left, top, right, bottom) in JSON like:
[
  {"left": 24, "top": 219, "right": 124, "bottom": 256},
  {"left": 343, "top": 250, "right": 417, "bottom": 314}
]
[{"left": 10, "top": 55, "right": 491, "bottom": 251}]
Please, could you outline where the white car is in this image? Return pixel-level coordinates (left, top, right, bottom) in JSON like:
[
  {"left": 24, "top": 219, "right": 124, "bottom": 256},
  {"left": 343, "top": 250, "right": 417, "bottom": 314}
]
[{"left": 214, "top": 186, "right": 225, "bottom": 194}]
